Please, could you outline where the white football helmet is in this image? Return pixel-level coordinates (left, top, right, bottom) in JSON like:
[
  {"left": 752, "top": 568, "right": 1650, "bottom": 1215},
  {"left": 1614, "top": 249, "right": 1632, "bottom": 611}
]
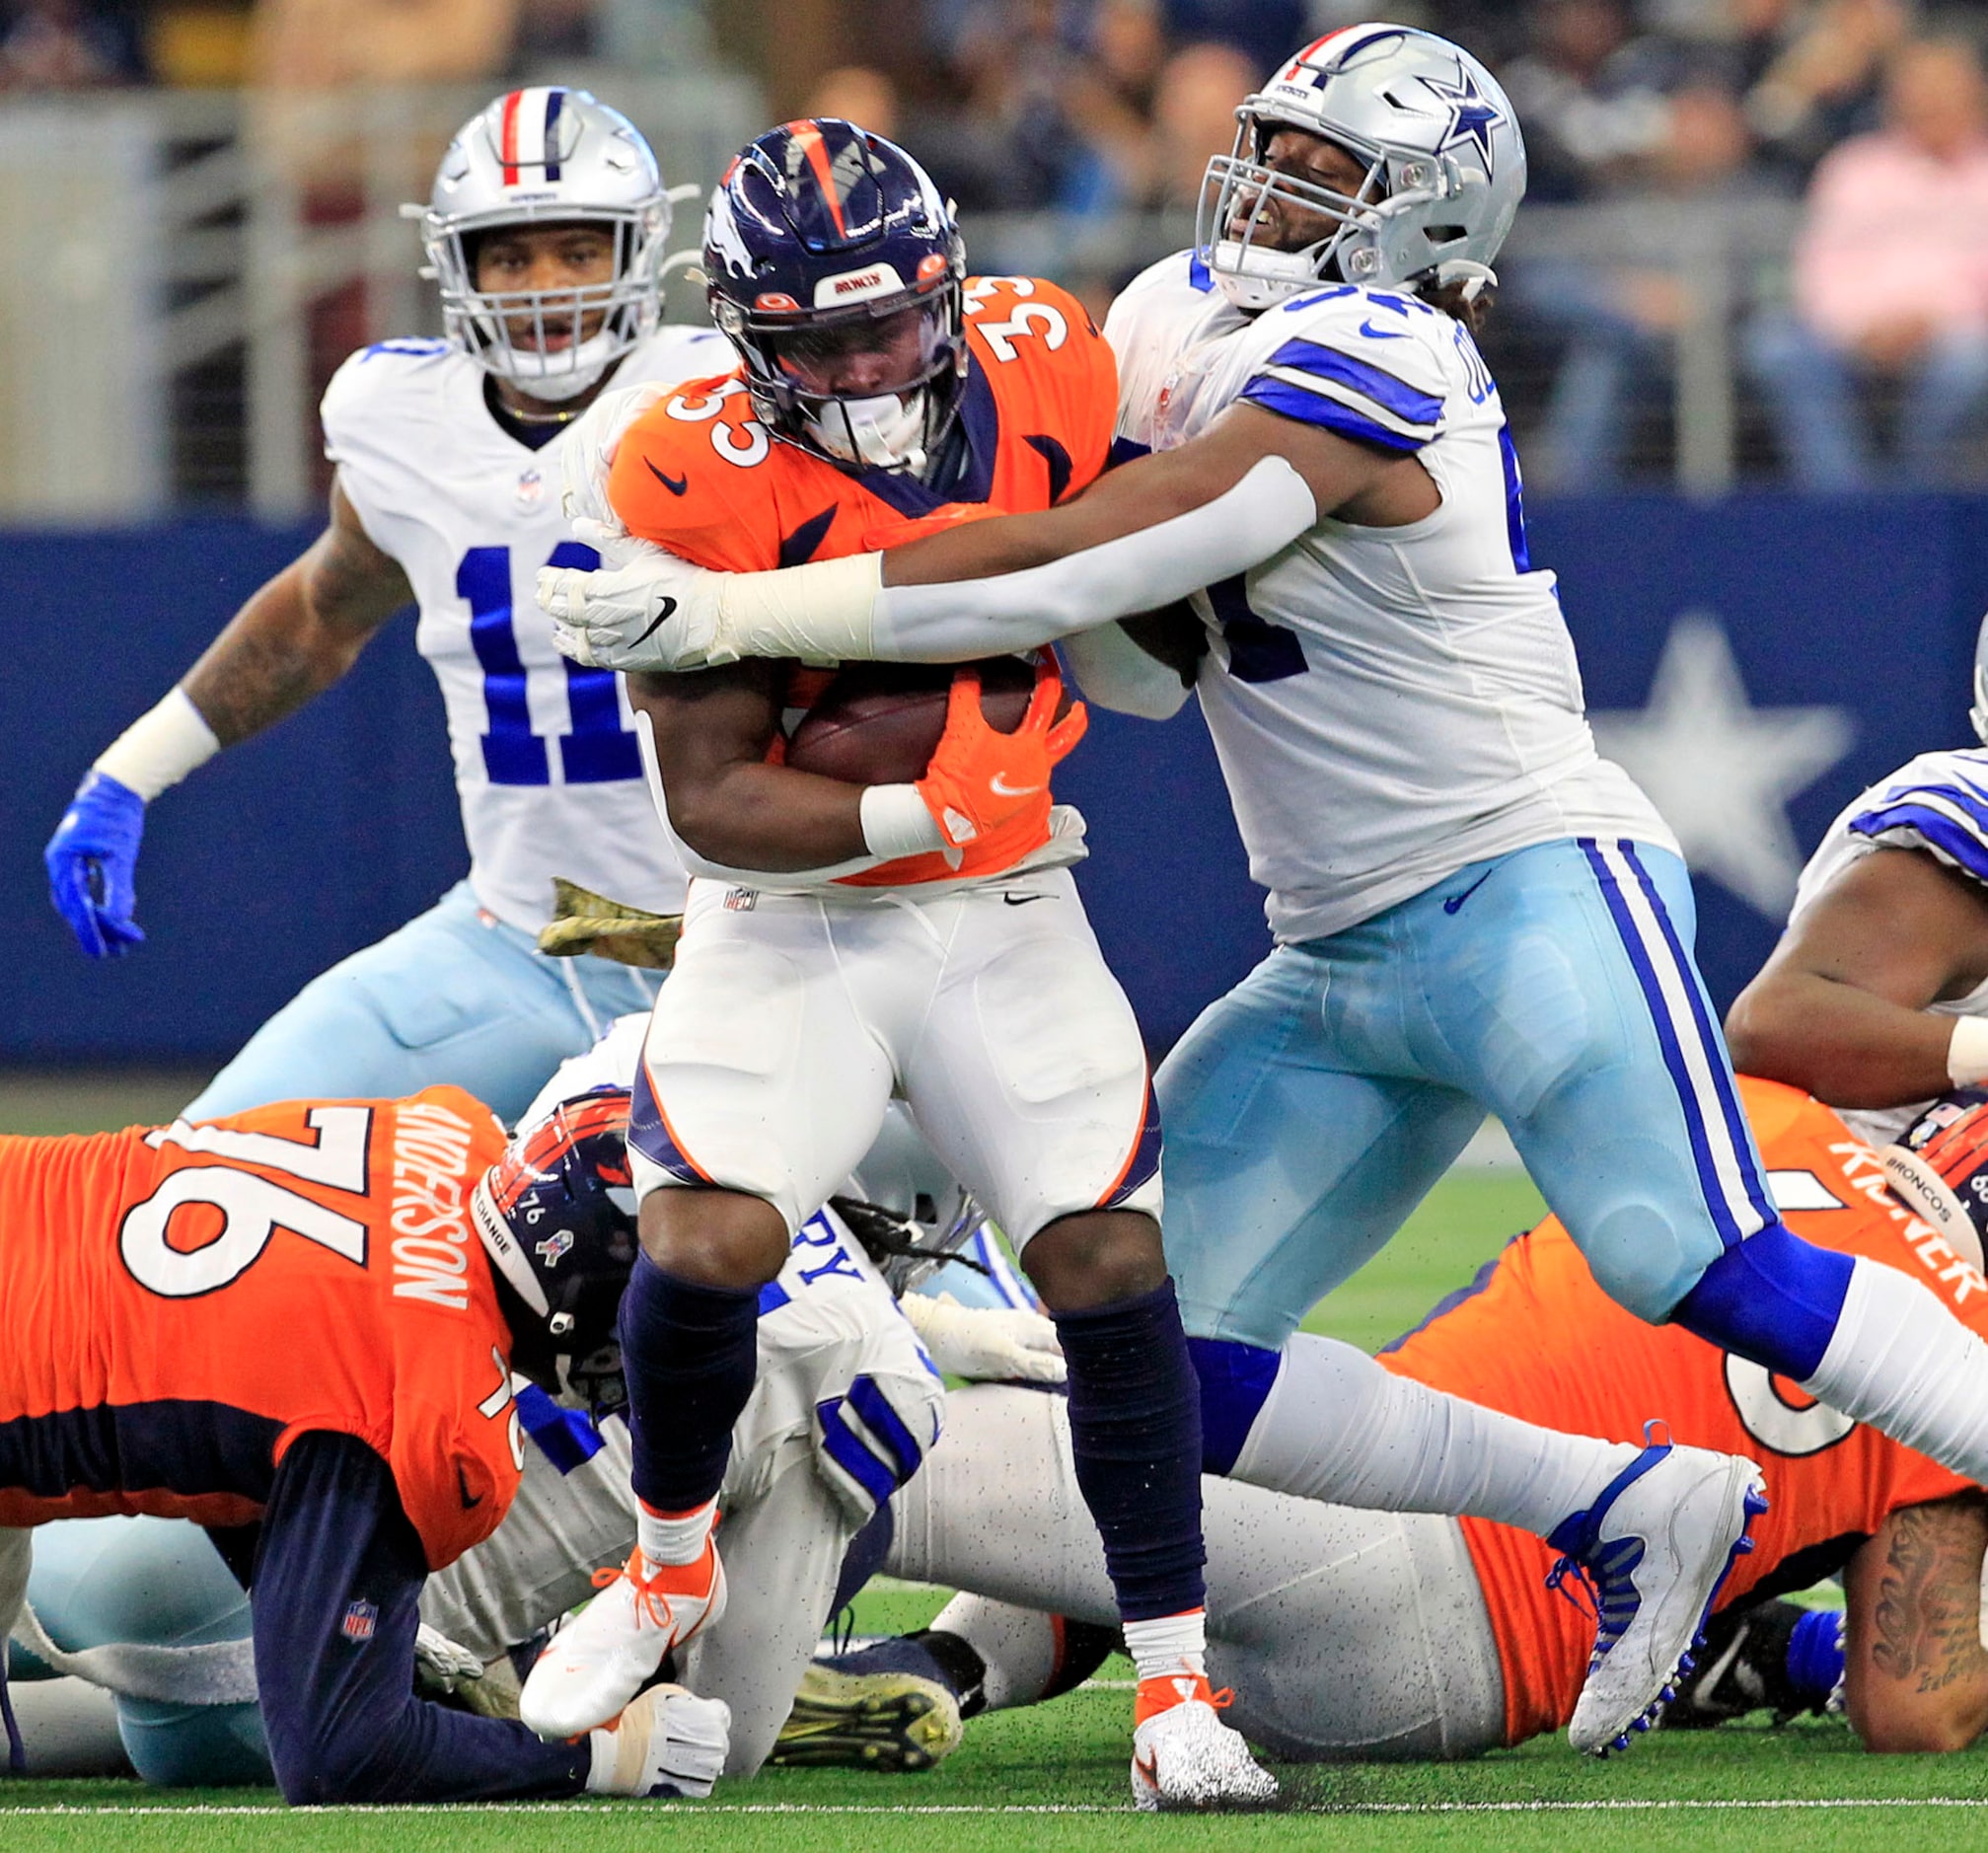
[
  {"left": 416, "top": 87, "right": 675, "bottom": 402},
  {"left": 1196, "top": 23, "right": 1527, "bottom": 312}
]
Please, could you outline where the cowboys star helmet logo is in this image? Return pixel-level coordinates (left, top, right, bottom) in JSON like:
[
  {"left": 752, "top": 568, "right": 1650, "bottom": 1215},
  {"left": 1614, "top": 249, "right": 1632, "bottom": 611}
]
[{"left": 1419, "top": 64, "right": 1503, "bottom": 175}]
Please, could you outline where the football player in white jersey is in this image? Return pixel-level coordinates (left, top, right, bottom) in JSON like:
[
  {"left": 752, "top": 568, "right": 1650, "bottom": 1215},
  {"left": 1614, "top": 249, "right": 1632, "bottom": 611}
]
[
  {"left": 43, "top": 87, "right": 726, "bottom": 1125},
  {"left": 1730, "top": 611, "right": 1988, "bottom": 1161},
  {"left": 538, "top": 21, "right": 1988, "bottom": 1752}
]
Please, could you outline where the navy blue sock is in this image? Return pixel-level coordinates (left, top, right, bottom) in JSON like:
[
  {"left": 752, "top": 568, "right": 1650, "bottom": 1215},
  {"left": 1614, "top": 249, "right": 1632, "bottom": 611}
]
[
  {"left": 1187, "top": 1335, "right": 1283, "bottom": 1475},
  {"left": 1053, "top": 1278, "right": 1207, "bottom": 1623},
  {"left": 619, "top": 1254, "right": 762, "bottom": 1513},
  {"left": 1671, "top": 1222, "right": 1855, "bottom": 1381}
]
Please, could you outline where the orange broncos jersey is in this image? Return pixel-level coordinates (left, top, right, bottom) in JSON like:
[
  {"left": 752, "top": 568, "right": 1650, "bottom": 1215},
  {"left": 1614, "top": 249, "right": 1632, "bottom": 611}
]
[
  {"left": 609, "top": 274, "right": 1118, "bottom": 887},
  {"left": 0, "top": 1087, "right": 521, "bottom": 1570},
  {"left": 1381, "top": 1075, "right": 1985, "bottom": 1748}
]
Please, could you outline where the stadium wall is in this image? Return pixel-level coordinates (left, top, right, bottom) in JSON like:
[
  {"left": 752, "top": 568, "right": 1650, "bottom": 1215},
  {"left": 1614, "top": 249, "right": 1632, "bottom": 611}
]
[{"left": 7, "top": 494, "right": 1988, "bottom": 1068}]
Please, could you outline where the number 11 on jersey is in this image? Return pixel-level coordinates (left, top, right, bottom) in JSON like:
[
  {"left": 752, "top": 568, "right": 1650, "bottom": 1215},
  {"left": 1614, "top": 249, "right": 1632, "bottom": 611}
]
[{"left": 458, "top": 542, "right": 642, "bottom": 786}]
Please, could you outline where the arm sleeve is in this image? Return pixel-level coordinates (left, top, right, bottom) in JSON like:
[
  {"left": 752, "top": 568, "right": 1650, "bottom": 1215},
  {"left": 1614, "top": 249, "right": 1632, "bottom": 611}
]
[
  {"left": 251, "top": 1430, "right": 590, "bottom": 1805},
  {"left": 1057, "top": 625, "right": 1196, "bottom": 720}
]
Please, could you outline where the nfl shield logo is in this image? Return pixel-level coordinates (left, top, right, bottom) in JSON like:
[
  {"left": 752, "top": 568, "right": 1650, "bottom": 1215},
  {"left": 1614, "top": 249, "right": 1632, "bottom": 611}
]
[{"left": 340, "top": 1599, "right": 378, "bottom": 1644}]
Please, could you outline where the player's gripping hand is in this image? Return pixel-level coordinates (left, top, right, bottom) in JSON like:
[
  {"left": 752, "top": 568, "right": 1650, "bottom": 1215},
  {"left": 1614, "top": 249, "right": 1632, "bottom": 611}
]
[
  {"left": 914, "top": 659, "right": 1087, "bottom": 852},
  {"left": 43, "top": 770, "right": 147, "bottom": 959},
  {"left": 540, "top": 529, "right": 726, "bottom": 674},
  {"left": 586, "top": 1684, "right": 733, "bottom": 1799},
  {"left": 900, "top": 1292, "right": 1066, "bottom": 1384}
]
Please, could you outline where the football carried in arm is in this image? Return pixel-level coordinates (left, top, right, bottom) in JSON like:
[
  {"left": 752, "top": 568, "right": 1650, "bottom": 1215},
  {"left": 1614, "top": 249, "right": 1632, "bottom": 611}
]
[{"left": 782, "top": 656, "right": 1070, "bottom": 786}]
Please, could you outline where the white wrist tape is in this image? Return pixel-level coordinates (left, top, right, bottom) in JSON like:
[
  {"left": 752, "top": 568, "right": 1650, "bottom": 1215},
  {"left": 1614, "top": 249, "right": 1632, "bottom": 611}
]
[
  {"left": 1947, "top": 1015, "right": 1988, "bottom": 1088},
  {"left": 714, "top": 552, "right": 883, "bottom": 666},
  {"left": 94, "top": 687, "right": 220, "bottom": 801},
  {"left": 859, "top": 782, "right": 946, "bottom": 860}
]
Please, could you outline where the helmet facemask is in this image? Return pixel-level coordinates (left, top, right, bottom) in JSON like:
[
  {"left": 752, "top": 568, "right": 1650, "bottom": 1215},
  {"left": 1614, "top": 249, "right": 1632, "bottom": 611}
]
[{"left": 426, "top": 206, "right": 669, "bottom": 402}]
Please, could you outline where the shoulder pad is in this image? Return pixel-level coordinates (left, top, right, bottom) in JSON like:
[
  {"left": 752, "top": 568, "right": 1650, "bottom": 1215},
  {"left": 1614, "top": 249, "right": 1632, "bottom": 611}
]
[
  {"left": 963, "top": 276, "right": 1116, "bottom": 497},
  {"left": 1847, "top": 750, "right": 1988, "bottom": 886},
  {"left": 1239, "top": 285, "right": 1450, "bottom": 454},
  {"left": 607, "top": 377, "right": 789, "bottom": 570}
]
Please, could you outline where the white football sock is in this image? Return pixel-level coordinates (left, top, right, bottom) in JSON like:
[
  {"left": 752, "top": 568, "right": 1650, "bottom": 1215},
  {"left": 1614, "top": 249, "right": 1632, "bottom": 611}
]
[
  {"left": 927, "top": 1592, "right": 1064, "bottom": 1712},
  {"left": 635, "top": 1495, "right": 716, "bottom": 1568},
  {"left": 1230, "top": 1334, "right": 1641, "bottom": 1538},
  {"left": 1801, "top": 1256, "right": 1988, "bottom": 1482},
  {"left": 1122, "top": 1608, "right": 1208, "bottom": 1685}
]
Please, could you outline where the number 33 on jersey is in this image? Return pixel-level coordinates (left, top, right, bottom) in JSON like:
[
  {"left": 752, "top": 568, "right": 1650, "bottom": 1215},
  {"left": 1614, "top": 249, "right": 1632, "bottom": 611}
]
[
  {"left": 607, "top": 275, "right": 1119, "bottom": 573},
  {"left": 0, "top": 1088, "right": 522, "bottom": 1570}
]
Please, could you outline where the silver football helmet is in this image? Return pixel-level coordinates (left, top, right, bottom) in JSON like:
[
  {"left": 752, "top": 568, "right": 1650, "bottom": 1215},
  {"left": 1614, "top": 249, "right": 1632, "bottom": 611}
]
[
  {"left": 415, "top": 87, "right": 675, "bottom": 402},
  {"left": 836, "top": 1103, "right": 990, "bottom": 1297},
  {"left": 1196, "top": 23, "right": 1527, "bottom": 312}
]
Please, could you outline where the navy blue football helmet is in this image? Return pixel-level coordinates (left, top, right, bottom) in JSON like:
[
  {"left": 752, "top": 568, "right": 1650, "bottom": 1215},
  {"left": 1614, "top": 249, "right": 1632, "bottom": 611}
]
[
  {"left": 472, "top": 1088, "right": 639, "bottom": 1403},
  {"left": 702, "top": 116, "right": 967, "bottom": 475}
]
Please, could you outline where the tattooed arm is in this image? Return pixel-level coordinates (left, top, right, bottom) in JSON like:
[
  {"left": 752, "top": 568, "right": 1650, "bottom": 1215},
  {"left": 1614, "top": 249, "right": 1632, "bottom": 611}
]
[
  {"left": 182, "top": 476, "right": 413, "bottom": 745},
  {"left": 1844, "top": 1493, "right": 1988, "bottom": 1752}
]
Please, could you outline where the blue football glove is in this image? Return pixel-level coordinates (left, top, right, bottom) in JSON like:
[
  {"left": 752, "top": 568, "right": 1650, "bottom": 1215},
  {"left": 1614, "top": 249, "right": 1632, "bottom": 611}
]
[{"left": 44, "top": 770, "right": 148, "bottom": 959}]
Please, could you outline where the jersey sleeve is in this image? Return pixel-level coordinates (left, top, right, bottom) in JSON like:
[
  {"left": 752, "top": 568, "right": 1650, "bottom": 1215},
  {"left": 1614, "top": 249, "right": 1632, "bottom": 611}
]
[
  {"left": 606, "top": 378, "right": 788, "bottom": 572},
  {"left": 1845, "top": 752, "right": 1988, "bottom": 887},
  {"left": 320, "top": 341, "right": 455, "bottom": 557},
  {"left": 1238, "top": 291, "right": 1449, "bottom": 454}
]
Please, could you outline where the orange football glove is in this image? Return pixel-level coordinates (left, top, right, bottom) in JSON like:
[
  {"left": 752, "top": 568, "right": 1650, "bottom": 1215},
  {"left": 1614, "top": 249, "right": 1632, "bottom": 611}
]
[{"left": 914, "top": 658, "right": 1088, "bottom": 854}]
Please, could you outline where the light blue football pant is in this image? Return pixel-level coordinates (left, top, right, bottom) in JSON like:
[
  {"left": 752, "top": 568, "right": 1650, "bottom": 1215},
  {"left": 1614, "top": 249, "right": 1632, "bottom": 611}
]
[
  {"left": 185, "top": 878, "right": 663, "bottom": 1125},
  {"left": 1159, "top": 837, "right": 1778, "bottom": 1348},
  {"left": 13, "top": 1517, "right": 268, "bottom": 1786}
]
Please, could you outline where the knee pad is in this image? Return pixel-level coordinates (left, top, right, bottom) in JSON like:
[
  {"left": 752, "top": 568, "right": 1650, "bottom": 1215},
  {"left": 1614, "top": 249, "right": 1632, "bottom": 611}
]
[
  {"left": 1671, "top": 1223, "right": 1854, "bottom": 1381},
  {"left": 116, "top": 1696, "right": 271, "bottom": 1789},
  {"left": 1187, "top": 1337, "right": 1282, "bottom": 1476}
]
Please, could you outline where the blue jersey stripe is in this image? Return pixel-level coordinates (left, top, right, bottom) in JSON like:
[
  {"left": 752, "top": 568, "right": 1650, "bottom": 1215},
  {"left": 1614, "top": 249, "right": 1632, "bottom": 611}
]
[
  {"left": 847, "top": 1375, "right": 923, "bottom": 1481},
  {"left": 1263, "top": 337, "right": 1442, "bottom": 426},
  {"left": 1239, "top": 377, "right": 1425, "bottom": 453},
  {"left": 817, "top": 1399, "right": 899, "bottom": 1507},
  {"left": 1852, "top": 796, "right": 1988, "bottom": 884}
]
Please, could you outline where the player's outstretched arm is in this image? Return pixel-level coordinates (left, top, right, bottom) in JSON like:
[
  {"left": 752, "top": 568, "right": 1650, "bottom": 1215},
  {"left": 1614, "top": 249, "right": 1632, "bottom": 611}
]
[
  {"left": 1726, "top": 849, "right": 1988, "bottom": 1107},
  {"left": 43, "top": 478, "right": 412, "bottom": 959},
  {"left": 1843, "top": 1493, "right": 1988, "bottom": 1753},
  {"left": 542, "top": 407, "right": 1435, "bottom": 674}
]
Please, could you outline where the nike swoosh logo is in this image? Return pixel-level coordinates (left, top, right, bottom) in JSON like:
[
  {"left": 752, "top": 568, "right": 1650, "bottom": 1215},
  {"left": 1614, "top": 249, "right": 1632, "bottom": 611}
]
[
  {"left": 627, "top": 596, "right": 679, "bottom": 649},
  {"left": 457, "top": 1466, "right": 484, "bottom": 1511},
  {"left": 645, "top": 460, "right": 690, "bottom": 496},
  {"left": 1442, "top": 869, "right": 1496, "bottom": 915},
  {"left": 1134, "top": 1749, "right": 1160, "bottom": 1790},
  {"left": 1002, "top": 893, "right": 1052, "bottom": 906},
  {"left": 1359, "top": 320, "right": 1406, "bottom": 340},
  {"left": 989, "top": 775, "right": 1041, "bottom": 798}
]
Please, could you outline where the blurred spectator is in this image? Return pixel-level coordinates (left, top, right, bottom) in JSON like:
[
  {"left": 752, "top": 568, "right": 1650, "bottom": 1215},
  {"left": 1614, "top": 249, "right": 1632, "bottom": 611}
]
[
  {"left": 1743, "top": 0, "right": 1912, "bottom": 183},
  {"left": 1158, "top": 0, "right": 1296, "bottom": 78},
  {"left": 1744, "top": 33, "right": 1988, "bottom": 486},
  {"left": 1496, "top": 0, "right": 1676, "bottom": 202},
  {"left": 0, "top": 0, "right": 143, "bottom": 89},
  {"left": 1146, "top": 37, "right": 1254, "bottom": 208},
  {"left": 807, "top": 63, "right": 902, "bottom": 137}
]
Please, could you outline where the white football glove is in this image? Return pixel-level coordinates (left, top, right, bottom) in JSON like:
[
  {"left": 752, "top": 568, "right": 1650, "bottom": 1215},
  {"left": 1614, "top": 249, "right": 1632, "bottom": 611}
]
[
  {"left": 539, "top": 526, "right": 727, "bottom": 674},
  {"left": 412, "top": 1622, "right": 485, "bottom": 1694},
  {"left": 586, "top": 1683, "right": 733, "bottom": 1799},
  {"left": 901, "top": 1291, "right": 1066, "bottom": 1384},
  {"left": 557, "top": 380, "right": 669, "bottom": 534}
]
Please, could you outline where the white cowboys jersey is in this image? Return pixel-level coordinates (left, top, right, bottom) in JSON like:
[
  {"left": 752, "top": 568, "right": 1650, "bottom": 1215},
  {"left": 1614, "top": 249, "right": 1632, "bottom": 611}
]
[
  {"left": 1105, "top": 255, "right": 1672, "bottom": 942},
  {"left": 322, "top": 326, "right": 728, "bottom": 931},
  {"left": 1789, "top": 747, "right": 1988, "bottom": 1145}
]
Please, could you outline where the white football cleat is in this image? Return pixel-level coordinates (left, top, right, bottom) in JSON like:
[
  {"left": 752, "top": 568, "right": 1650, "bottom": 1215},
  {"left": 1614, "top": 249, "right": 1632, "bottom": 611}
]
[
  {"left": 520, "top": 1534, "right": 728, "bottom": 1741},
  {"left": 586, "top": 1683, "right": 732, "bottom": 1799},
  {"left": 1130, "top": 1673, "right": 1278, "bottom": 1813},
  {"left": 1549, "top": 1433, "right": 1767, "bottom": 1756}
]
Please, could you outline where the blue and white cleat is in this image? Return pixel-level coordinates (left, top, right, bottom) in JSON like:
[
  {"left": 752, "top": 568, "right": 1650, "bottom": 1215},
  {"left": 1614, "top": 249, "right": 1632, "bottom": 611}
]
[{"left": 1547, "top": 1429, "right": 1768, "bottom": 1756}]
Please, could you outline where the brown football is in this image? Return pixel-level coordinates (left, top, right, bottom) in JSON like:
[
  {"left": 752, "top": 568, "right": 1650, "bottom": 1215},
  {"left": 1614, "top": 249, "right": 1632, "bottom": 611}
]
[{"left": 783, "top": 656, "right": 1063, "bottom": 785}]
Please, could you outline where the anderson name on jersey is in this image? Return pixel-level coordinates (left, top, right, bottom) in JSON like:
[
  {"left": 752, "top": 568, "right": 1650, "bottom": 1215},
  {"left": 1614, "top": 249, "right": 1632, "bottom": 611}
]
[
  {"left": 1105, "top": 255, "right": 1671, "bottom": 943},
  {"left": 1789, "top": 746, "right": 1988, "bottom": 1146},
  {"left": 321, "top": 327, "right": 726, "bottom": 931},
  {"left": 606, "top": 275, "right": 1118, "bottom": 895}
]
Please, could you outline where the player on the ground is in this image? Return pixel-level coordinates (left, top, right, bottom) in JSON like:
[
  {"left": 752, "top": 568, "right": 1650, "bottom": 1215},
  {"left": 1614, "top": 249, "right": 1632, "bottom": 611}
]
[
  {"left": 41, "top": 88, "right": 724, "bottom": 1125},
  {"left": 0, "top": 1084, "right": 728, "bottom": 1803},
  {"left": 830, "top": 1075, "right": 1988, "bottom": 1763},
  {"left": 511, "top": 116, "right": 1280, "bottom": 1811},
  {"left": 1729, "top": 611, "right": 1988, "bottom": 1165},
  {"left": 536, "top": 24, "right": 1988, "bottom": 1726}
]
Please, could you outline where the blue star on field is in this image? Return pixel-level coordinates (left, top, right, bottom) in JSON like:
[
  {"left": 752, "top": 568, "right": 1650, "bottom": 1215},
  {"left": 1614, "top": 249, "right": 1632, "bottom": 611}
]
[{"left": 1418, "top": 66, "right": 1503, "bottom": 173}]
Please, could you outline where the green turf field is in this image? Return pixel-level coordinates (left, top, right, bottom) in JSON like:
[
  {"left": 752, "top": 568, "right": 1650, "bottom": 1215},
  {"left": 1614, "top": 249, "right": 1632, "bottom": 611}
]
[{"left": 3, "top": 1086, "right": 1982, "bottom": 1845}]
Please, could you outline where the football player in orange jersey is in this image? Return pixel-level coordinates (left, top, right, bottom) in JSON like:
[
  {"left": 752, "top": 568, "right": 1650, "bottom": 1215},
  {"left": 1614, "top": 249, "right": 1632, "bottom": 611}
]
[
  {"left": 827, "top": 1075, "right": 1988, "bottom": 1761},
  {"left": 512, "top": 117, "right": 1277, "bottom": 1812},
  {"left": 0, "top": 1086, "right": 729, "bottom": 1804}
]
